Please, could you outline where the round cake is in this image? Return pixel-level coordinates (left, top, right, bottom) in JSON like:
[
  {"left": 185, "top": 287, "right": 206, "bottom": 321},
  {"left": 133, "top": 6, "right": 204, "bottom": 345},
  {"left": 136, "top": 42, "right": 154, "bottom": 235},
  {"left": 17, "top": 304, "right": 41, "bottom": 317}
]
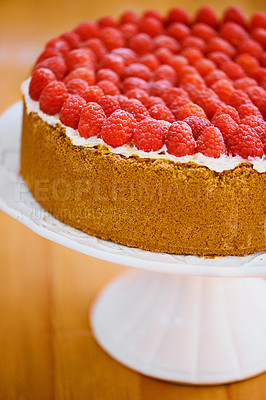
[{"left": 20, "top": 7, "right": 266, "bottom": 256}]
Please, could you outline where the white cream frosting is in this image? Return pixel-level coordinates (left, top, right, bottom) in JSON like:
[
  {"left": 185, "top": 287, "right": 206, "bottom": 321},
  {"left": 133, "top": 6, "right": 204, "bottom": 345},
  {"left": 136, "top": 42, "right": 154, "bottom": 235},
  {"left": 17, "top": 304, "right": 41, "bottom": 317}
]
[{"left": 21, "top": 77, "right": 266, "bottom": 173}]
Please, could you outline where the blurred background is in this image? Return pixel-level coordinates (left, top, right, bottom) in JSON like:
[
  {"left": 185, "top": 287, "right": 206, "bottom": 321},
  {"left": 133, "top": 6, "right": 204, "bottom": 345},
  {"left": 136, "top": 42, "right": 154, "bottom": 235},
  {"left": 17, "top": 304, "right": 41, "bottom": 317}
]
[{"left": 0, "top": 0, "right": 266, "bottom": 398}]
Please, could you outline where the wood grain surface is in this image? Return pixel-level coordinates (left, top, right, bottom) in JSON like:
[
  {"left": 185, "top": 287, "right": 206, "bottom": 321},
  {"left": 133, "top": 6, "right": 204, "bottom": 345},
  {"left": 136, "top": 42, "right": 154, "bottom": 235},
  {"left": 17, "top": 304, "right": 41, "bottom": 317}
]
[{"left": 0, "top": 0, "right": 266, "bottom": 399}]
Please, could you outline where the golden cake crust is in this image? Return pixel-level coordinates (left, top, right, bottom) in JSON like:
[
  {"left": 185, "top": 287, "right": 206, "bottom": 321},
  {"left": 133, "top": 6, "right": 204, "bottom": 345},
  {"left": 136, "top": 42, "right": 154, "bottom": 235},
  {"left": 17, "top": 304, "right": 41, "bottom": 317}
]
[{"left": 20, "top": 101, "right": 266, "bottom": 256}]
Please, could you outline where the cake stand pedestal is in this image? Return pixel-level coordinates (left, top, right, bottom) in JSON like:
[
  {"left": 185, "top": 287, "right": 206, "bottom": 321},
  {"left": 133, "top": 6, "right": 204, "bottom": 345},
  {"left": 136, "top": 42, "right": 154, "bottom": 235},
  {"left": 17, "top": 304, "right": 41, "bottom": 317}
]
[{"left": 1, "top": 102, "right": 266, "bottom": 385}]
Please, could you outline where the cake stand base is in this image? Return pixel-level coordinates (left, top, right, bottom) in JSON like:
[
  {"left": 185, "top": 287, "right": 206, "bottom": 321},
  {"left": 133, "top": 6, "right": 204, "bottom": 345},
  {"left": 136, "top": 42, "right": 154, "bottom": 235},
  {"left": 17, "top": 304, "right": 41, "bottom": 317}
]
[{"left": 91, "top": 270, "right": 266, "bottom": 384}]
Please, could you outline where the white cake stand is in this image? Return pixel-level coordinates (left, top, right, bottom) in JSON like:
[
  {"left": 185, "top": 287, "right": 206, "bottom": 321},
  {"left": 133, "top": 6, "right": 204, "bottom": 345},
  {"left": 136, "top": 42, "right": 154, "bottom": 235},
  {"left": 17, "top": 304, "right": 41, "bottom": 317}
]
[{"left": 1, "top": 102, "right": 266, "bottom": 385}]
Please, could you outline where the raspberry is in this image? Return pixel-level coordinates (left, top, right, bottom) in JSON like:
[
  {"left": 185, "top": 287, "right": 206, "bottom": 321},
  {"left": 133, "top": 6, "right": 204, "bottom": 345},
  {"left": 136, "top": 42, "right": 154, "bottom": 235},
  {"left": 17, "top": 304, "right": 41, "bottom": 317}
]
[
  {"left": 82, "top": 38, "right": 107, "bottom": 61},
  {"left": 220, "top": 22, "right": 247, "bottom": 45},
  {"left": 233, "top": 77, "right": 257, "bottom": 90},
  {"left": 222, "top": 61, "right": 246, "bottom": 80},
  {"left": 238, "top": 39, "right": 263, "bottom": 58},
  {"left": 153, "top": 35, "right": 180, "bottom": 53},
  {"left": 165, "top": 121, "right": 195, "bottom": 156},
  {"left": 245, "top": 86, "right": 265, "bottom": 107},
  {"left": 149, "top": 79, "right": 172, "bottom": 97},
  {"left": 181, "top": 36, "right": 207, "bottom": 53},
  {"left": 97, "top": 80, "right": 119, "bottom": 95},
  {"left": 123, "top": 77, "right": 148, "bottom": 93},
  {"left": 143, "top": 9, "right": 163, "bottom": 22},
  {"left": 205, "top": 70, "right": 227, "bottom": 87},
  {"left": 123, "top": 98, "right": 149, "bottom": 121},
  {"left": 251, "top": 28, "right": 266, "bottom": 48},
  {"left": 208, "top": 51, "right": 230, "bottom": 67},
  {"left": 114, "top": 94, "right": 129, "bottom": 108},
  {"left": 139, "top": 54, "right": 159, "bottom": 71},
  {"left": 98, "top": 16, "right": 117, "bottom": 28},
  {"left": 235, "top": 54, "right": 259, "bottom": 75},
  {"left": 64, "top": 67, "right": 95, "bottom": 86},
  {"left": 252, "top": 67, "right": 266, "bottom": 84},
  {"left": 194, "top": 59, "right": 216, "bottom": 77},
  {"left": 193, "top": 89, "right": 222, "bottom": 118},
  {"left": 101, "top": 110, "right": 136, "bottom": 147},
  {"left": 167, "top": 23, "right": 190, "bottom": 40},
  {"left": 74, "top": 21, "right": 99, "bottom": 40},
  {"left": 159, "top": 120, "right": 171, "bottom": 136},
  {"left": 223, "top": 7, "right": 248, "bottom": 27},
  {"left": 112, "top": 48, "right": 137, "bottom": 66},
  {"left": 123, "top": 63, "right": 152, "bottom": 81},
  {"left": 45, "top": 37, "right": 70, "bottom": 56},
  {"left": 78, "top": 102, "right": 106, "bottom": 138},
  {"left": 166, "top": 8, "right": 190, "bottom": 25},
  {"left": 227, "top": 124, "right": 264, "bottom": 158},
  {"left": 170, "top": 55, "right": 188, "bottom": 73},
  {"left": 66, "top": 49, "right": 94, "bottom": 72},
  {"left": 196, "top": 126, "right": 227, "bottom": 158},
  {"left": 129, "top": 33, "right": 153, "bottom": 55},
  {"left": 241, "top": 115, "right": 266, "bottom": 136},
  {"left": 195, "top": 6, "right": 218, "bottom": 28},
  {"left": 238, "top": 103, "right": 262, "bottom": 119},
  {"left": 81, "top": 85, "right": 104, "bottom": 102},
  {"left": 154, "top": 65, "right": 177, "bottom": 85},
  {"left": 250, "top": 11, "right": 266, "bottom": 29},
  {"left": 142, "top": 96, "right": 165, "bottom": 109},
  {"left": 120, "top": 23, "right": 139, "bottom": 41},
  {"left": 100, "top": 54, "right": 125, "bottom": 76},
  {"left": 208, "top": 37, "right": 236, "bottom": 58},
  {"left": 36, "top": 48, "right": 61, "bottom": 64},
  {"left": 98, "top": 95, "right": 120, "bottom": 117},
  {"left": 126, "top": 89, "right": 148, "bottom": 104},
  {"left": 100, "top": 27, "right": 125, "bottom": 50},
  {"left": 181, "top": 47, "right": 203, "bottom": 64},
  {"left": 191, "top": 23, "right": 216, "bottom": 40},
  {"left": 211, "top": 79, "right": 234, "bottom": 103},
  {"left": 139, "top": 17, "right": 163, "bottom": 37},
  {"left": 183, "top": 116, "right": 211, "bottom": 140},
  {"left": 228, "top": 90, "right": 251, "bottom": 109},
  {"left": 60, "top": 32, "right": 80, "bottom": 49},
  {"left": 162, "top": 87, "right": 189, "bottom": 107},
  {"left": 39, "top": 81, "right": 68, "bottom": 115},
  {"left": 154, "top": 48, "right": 173, "bottom": 64},
  {"left": 149, "top": 104, "right": 175, "bottom": 123},
  {"left": 65, "top": 78, "right": 88, "bottom": 96},
  {"left": 212, "top": 104, "right": 240, "bottom": 124},
  {"left": 214, "top": 114, "right": 238, "bottom": 144},
  {"left": 29, "top": 68, "right": 56, "bottom": 101},
  {"left": 133, "top": 118, "right": 165, "bottom": 152},
  {"left": 178, "top": 103, "right": 207, "bottom": 120},
  {"left": 59, "top": 95, "right": 86, "bottom": 129},
  {"left": 35, "top": 56, "right": 67, "bottom": 80},
  {"left": 96, "top": 68, "right": 119, "bottom": 87},
  {"left": 119, "top": 10, "right": 139, "bottom": 25},
  {"left": 168, "top": 97, "right": 191, "bottom": 118}
]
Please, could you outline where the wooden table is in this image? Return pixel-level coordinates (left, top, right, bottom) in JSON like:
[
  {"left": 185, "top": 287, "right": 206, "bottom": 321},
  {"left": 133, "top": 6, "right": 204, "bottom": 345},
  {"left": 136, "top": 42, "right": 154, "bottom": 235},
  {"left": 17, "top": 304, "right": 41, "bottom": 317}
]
[{"left": 0, "top": 0, "right": 266, "bottom": 398}]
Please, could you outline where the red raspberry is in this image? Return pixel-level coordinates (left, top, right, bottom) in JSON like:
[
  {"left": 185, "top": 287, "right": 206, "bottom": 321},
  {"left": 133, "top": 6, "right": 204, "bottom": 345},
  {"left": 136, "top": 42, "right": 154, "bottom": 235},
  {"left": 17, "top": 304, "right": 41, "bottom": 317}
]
[
  {"left": 126, "top": 89, "right": 148, "bottom": 104},
  {"left": 39, "top": 81, "right": 68, "bottom": 115},
  {"left": 181, "top": 36, "right": 207, "bottom": 53},
  {"left": 100, "top": 27, "right": 125, "bottom": 50},
  {"left": 227, "top": 124, "right": 264, "bottom": 158},
  {"left": 114, "top": 94, "right": 129, "bottom": 108},
  {"left": 183, "top": 116, "right": 211, "bottom": 140},
  {"left": 223, "top": 7, "right": 248, "bottom": 27},
  {"left": 120, "top": 23, "right": 139, "bottom": 41},
  {"left": 194, "top": 59, "right": 216, "bottom": 77},
  {"left": 123, "top": 77, "right": 148, "bottom": 92},
  {"left": 149, "top": 104, "right": 175, "bottom": 123},
  {"left": 97, "top": 80, "right": 119, "bottom": 95},
  {"left": 195, "top": 6, "right": 218, "bottom": 27},
  {"left": 154, "top": 48, "right": 173, "bottom": 65},
  {"left": 59, "top": 95, "right": 86, "bottom": 129},
  {"left": 123, "top": 99, "right": 149, "bottom": 121},
  {"left": 74, "top": 21, "right": 99, "bottom": 40},
  {"left": 251, "top": 28, "right": 266, "bottom": 48},
  {"left": 123, "top": 63, "right": 152, "bottom": 81},
  {"left": 235, "top": 54, "right": 259, "bottom": 75},
  {"left": 238, "top": 39, "right": 263, "bottom": 58},
  {"left": 168, "top": 97, "right": 191, "bottom": 119},
  {"left": 228, "top": 89, "right": 250, "bottom": 109},
  {"left": 213, "top": 114, "right": 238, "bottom": 144},
  {"left": 252, "top": 67, "right": 266, "bottom": 84},
  {"left": 191, "top": 23, "right": 216, "bottom": 40},
  {"left": 153, "top": 35, "right": 180, "bottom": 53},
  {"left": 196, "top": 126, "right": 227, "bottom": 158},
  {"left": 208, "top": 51, "right": 230, "bottom": 67},
  {"left": 139, "top": 17, "right": 163, "bottom": 37},
  {"left": 119, "top": 10, "right": 139, "bottom": 25},
  {"left": 233, "top": 77, "right": 257, "bottom": 90},
  {"left": 101, "top": 110, "right": 136, "bottom": 147},
  {"left": 193, "top": 89, "right": 222, "bottom": 119},
  {"left": 238, "top": 102, "right": 262, "bottom": 119},
  {"left": 250, "top": 11, "right": 266, "bottom": 29},
  {"left": 98, "top": 16, "right": 117, "bottom": 28},
  {"left": 181, "top": 47, "right": 203, "bottom": 64},
  {"left": 220, "top": 22, "right": 247, "bottom": 45},
  {"left": 211, "top": 79, "right": 234, "bottom": 103},
  {"left": 167, "top": 23, "right": 190, "bottom": 40},
  {"left": 142, "top": 96, "right": 165, "bottom": 109},
  {"left": 208, "top": 37, "right": 236, "bottom": 58},
  {"left": 162, "top": 87, "right": 189, "bottom": 107},
  {"left": 246, "top": 86, "right": 266, "bottom": 109},
  {"left": 60, "top": 32, "right": 80, "bottom": 49},
  {"left": 166, "top": 8, "right": 190, "bottom": 25},
  {"left": 143, "top": 9, "right": 163, "bottom": 22},
  {"left": 205, "top": 70, "right": 227, "bottom": 87},
  {"left": 98, "top": 95, "right": 120, "bottom": 117},
  {"left": 66, "top": 49, "right": 94, "bottom": 72},
  {"left": 112, "top": 48, "right": 137, "bottom": 66},
  {"left": 36, "top": 48, "right": 61, "bottom": 64},
  {"left": 29, "top": 68, "right": 56, "bottom": 101},
  {"left": 154, "top": 65, "right": 177, "bottom": 85},
  {"left": 133, "top": 118, "right": 165, "bottom": 152},
  {"left": 64, "top": 67, "right": 95, "bottom": 86},
  {"left": 165, "top": 121, "right": 195, "bottom": 156},
  {"left": 78, "top": 102, "right": 106, "bottom": 138},
  {"left": 159, "top": 120, "right": 171, "bottom": 136},
  {"left": 212, "top": 105, "right": 240, "bottom": 125},
  {"left": 149, "top": 79, "right": 172, "bottom": 97},
  {"left": 169, "top": 55, "right": 188, "bottom": 73},
  {"left": 100, "top": 54, "right": 125, "bottom": 76},
  {"left": 96, "top": 68, "right": 120, "bottom": 87},
  {"left": 65, "top": 78, "right": 88, "bottom": 95},
  {"left": 178, "top": 103, "right": 207, "bottom": 120},
  {"left": 82, "top": 38, "right": 107, "bottom": 61},
  {"left": 35, "top": 56, "right": 67, "bottom": 80},
  {"left": 139, "top": 54, "right": 159, "bottom": 71},
  {"left": 81, "top": 85, "right": 104, "bottom": 102},
  {"left": 129, "top": 33, "right": 153, "bottom": 55},
  {"left": 241, "top": 115, "right": 266, "bottom": 136},
  {"left": 45, "top": 37, "right": 70, "bottom": 56}
]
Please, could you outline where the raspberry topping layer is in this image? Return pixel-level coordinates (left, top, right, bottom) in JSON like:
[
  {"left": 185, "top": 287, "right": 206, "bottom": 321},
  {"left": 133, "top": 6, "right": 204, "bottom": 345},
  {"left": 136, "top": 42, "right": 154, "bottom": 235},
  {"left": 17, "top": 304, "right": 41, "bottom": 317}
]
[{"left": 27, "top": 7, "right": 266, "bottom": 161}]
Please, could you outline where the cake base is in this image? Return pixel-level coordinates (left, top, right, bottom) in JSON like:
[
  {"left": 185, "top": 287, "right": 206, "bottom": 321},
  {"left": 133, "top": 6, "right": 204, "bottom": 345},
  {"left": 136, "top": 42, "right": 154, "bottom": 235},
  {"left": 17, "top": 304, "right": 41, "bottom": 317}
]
[{"left": 91, "top": 270, "right": 266, "bottom": 384}]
